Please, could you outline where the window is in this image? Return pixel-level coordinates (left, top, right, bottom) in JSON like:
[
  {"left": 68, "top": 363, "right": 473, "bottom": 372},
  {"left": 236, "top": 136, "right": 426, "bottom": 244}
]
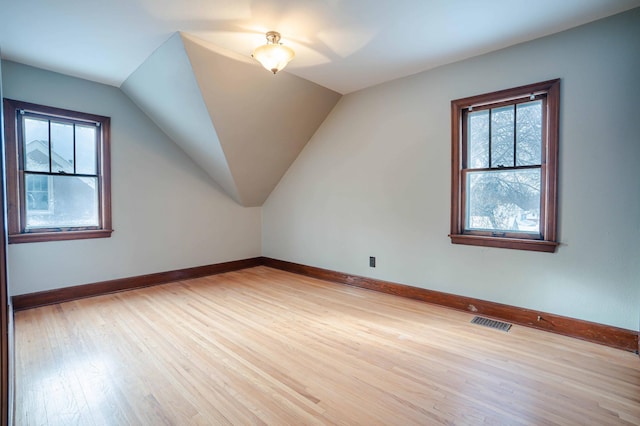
[
  {"left": 450, "top": 79, "right": 559, "bottom": 252},
  {"left": 3, "top": 99, "right": 112, "bottom": 243}
]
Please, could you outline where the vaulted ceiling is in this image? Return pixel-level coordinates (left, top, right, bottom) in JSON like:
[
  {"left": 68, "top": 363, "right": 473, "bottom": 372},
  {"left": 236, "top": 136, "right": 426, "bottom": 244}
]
[
  {"left": 121, "top": 33, "right": 340, "bottom": 206},
  {"left": 2, "top": 0, "right": 639, "bottom": 205}
]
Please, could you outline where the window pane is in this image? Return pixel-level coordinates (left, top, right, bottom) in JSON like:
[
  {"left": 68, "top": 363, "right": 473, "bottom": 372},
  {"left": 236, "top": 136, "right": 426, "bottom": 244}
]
[
  {"left": 25, "top": 174, "right": 51, "bottom": 211},
  {"left": 490, "top": 106, "right": 514, "bottom": 168},
  {"left": 516, "top": 100, "right": 542, "bottom": 166},
  {"left": 24, "top": 118, "right": 50, "bottom": 172},
  {"left": 466, "top": 169, "right": 540, "bottom": 233},
  {"left": 468, "top": 110, "right": 489, "bottom": 168},
  {"left": 75, "top": 125, "right": 97, "bottom": 175},
  {"left": 25, "top": 174, "right": 99, "bottom": 229},
  {"left": 51, "top": 122, "right": 74, "bottom": 173}
]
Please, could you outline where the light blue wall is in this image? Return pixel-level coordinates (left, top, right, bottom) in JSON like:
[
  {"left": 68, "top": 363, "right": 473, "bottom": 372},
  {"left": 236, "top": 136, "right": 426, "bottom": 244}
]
[
  {"left": 2, "top": 61, "right": 262, "bottom": 296},
  {"left": 263, "top": 9, "right": 640, "bottom": 330}
]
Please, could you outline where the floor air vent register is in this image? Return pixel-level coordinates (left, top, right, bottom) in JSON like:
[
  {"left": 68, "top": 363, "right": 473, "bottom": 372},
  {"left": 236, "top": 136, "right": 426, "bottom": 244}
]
[{"left": 471, "top": 316, "right": 512, "bottom": 332}]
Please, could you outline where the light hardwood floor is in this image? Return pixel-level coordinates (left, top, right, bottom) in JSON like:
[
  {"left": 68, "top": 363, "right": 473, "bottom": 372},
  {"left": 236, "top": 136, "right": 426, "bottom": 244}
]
[{"left": 14, "top": 266, "right": 640, "bottom": 425}]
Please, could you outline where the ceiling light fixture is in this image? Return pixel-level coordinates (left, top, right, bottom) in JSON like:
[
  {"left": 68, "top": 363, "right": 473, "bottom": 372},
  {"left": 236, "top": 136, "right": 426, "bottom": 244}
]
[{"left": 252, "top": 31, "right": 295, "bottom": 75}]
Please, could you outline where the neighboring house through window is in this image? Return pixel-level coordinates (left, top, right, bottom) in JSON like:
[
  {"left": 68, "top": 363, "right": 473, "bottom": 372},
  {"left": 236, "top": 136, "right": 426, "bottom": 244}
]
[
  {"left": 449, "top": 80, "right": 560, "bottom": 252},
  {"left": 3, "top": 99, "right": 112, "bottom": 243},
  {"left": 25, "top": 174, "right": 52, "bottom": 214}
]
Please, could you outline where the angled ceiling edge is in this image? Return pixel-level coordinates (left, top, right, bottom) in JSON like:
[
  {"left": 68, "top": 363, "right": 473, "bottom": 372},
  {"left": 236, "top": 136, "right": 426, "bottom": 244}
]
[
  {"left": 120, "top": 32, "right": 242, "bottom": 205},
  {"left": 181, "top": 33, "right": 342, "bottom": 207}
]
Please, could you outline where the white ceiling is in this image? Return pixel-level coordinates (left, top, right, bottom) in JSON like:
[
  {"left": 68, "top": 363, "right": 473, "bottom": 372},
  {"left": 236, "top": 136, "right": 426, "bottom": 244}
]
[{"left": 1, "top": 0, "right": 639, "bottom": 94}]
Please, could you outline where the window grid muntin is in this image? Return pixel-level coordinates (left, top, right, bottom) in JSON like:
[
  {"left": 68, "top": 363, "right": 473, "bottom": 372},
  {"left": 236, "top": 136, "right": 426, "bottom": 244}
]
[
  {"left": 20, "top": 111, "right": 100, "bottom": 178},
  {"left": 464, "top": 95, "right": 545, "bottom": 171}
]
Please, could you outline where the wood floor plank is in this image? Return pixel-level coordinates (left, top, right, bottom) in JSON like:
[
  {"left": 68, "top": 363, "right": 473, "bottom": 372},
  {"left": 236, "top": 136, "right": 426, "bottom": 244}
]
[{"left": 14, "top": 266, "right": 640, "bottom": 425}]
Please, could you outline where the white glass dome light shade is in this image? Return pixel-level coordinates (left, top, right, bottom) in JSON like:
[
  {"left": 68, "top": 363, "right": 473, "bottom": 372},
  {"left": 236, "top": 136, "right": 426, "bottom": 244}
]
[{"left": 252, "top": 31, "right": 295, "bottom": 74}]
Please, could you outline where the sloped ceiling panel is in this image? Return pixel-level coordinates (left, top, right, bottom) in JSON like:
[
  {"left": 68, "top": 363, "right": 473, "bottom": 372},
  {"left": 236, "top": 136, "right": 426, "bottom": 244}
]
[
  {"left": 121, "top": 33, "right": 241, "bottom": 204},
  {"left": 181, "top": 33, "right": 342, "bottom": 207},
  {"left": 122, "top": 32, "right": 341, "bottom": 207}
]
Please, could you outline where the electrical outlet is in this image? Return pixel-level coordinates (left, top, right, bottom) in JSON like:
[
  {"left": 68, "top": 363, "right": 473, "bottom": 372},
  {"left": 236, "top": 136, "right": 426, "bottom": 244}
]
[{"left": 369, "top": 256, "right": 376, "bottom": 268}]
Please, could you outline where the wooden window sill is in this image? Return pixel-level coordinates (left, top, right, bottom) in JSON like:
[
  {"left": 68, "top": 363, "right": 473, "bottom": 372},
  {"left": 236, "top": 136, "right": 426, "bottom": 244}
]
[
  {"left": 449, "top": 234, "right": 558, "bottom": 253},
  {"left": 9, "top": 229, "right": 113, "bottom": 244}
]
